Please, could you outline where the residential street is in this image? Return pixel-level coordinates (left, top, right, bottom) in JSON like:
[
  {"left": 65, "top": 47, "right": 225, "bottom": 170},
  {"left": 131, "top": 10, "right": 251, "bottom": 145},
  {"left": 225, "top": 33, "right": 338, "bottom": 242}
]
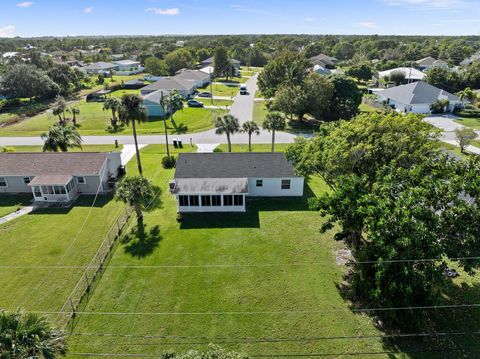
[{"left": 228, "top": 74, "right": 259, "bottom": 124}]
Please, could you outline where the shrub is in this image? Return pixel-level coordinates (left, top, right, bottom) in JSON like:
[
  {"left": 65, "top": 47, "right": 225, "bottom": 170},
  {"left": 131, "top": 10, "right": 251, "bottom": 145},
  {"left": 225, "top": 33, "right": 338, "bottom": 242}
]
[
  {"left": 162, "top": 155, "right": 176, "bottom": 169},
  {"left": 213, "top": 147, "right": 223, "bottom": 152},
  {"left": 176, "top": 212, "right": 183, "bottom": 223}
]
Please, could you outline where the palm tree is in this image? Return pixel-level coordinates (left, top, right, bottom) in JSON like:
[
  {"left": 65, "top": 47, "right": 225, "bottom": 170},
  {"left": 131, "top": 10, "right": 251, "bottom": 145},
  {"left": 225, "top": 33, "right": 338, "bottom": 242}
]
[
  {"left": 215, "top": 114, "right": 240, "bottom": 152},
  {"left": 169, "top": 90, "right": 184, "bottom": 124},
  {"left": 103, "top": 97, "right": 122, "bottom": 126},
  {"left": 262, "top": 112, "right": 286, "bottom": 152},
  {"left": 242, "top": 121, "right": 260, "bottom": 152},
  {"left": 68, "top": 107, "right": 80, "bottom": 126},
  {"left": 0, "top": 310, "right": 67, "bottom": 358},
  {"left": 41, "top": 124, "right": 82, "bottom": 152},
  {"left": 115, "top": 176, "right": 156, "bottom": 228},
  {"left": 119, "top": 94, "right": 147, "bottom": 176},
  {"left": 456, "top": 87, "right": 478, "bottom": 105},
  {"left": 52, "top": 97, "right": 67, "bottom": 124}
]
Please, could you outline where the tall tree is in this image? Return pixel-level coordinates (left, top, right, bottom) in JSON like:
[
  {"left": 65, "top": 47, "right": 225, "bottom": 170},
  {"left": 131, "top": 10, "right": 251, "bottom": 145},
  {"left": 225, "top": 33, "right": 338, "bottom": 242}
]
[
  {"left": 242, "top": 121, "right": 260, "bottom": 152},
  {"left": 213, "top": 46, "right": 233, "bottom": 81},
  {"left": 165, "top": 48, "right": 194, "bottom": 75},
  {"left": 52, "top": 97, "right": 68, "bottom": 124},
  {"left": 41, "top": 124, "right": 82, "bottom": 152},
  {"left": 115, "top": 176, "right": 156, "bottom": 228},
  {"left": 455, "top": 127, "right": 478, "bottom": 153},
  {"left": 326, "top": 75, "right": 362, "bottom": 121},
  {"left": 456, "top": 87, "right": 478, "bottom": 104},
  {"left": 103, "top": 97, "right": 123, "bottom": 126},
  {"left": 262, "top": 112, "right": 286, "bottom": 152},
  {"left": 215, "top": 114, "right": 240, "bottom": 152},
  {"left": 144, "top": 57, "right": 168, "bottom": 76},
  {"left": 1, "top": 64, "right": 59, "bottom": 100},
  {"left": 0, "top": 310, "right": 67, "bottom": 359},
  {"left": 68, "top": 107, "right": 80, "bottom": 126},
  {"left": 119, "top": 94, "right": 147, "bottom": 176}
]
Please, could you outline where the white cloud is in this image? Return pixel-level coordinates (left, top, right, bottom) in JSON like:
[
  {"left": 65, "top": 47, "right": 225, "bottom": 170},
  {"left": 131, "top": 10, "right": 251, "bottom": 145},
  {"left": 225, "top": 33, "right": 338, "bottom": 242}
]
[
  {"left": 355, "top": 21, "right": 380, "bottom": 28},
  {"left": 0, "top": 25, "right": 16, "bottom": 37},
  {"left": 17, "top": 1, "right": 34, "bottom": 7},
  {"left": 381, "top": 0, "right": 471, "bottom": 9},
  {"left": 83, "top": 7, "right": 93, "bottom": 14},
  {"left": 145, "top": 7, "right": 180, "bottom": 15},
  {"left": 229, "top": 4, "right": 275, "bottom": 16},
  {"left": 305, "top": 17, "right": 316, "bottom": 22}
]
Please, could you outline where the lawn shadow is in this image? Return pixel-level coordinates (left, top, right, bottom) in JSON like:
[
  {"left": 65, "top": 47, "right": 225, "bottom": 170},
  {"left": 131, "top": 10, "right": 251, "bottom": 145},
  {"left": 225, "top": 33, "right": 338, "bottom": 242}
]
[
  {"left": 120, "top": 224, "right": 162, "bottom": 258},
  {"left": 334, "top": 267, "right": 480, "bottom": 358}
]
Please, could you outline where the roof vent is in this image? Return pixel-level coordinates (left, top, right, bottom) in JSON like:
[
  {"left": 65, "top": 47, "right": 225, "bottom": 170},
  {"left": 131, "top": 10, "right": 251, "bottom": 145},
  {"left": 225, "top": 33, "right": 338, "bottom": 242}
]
[{"left": 168, "top": 180, "right": 176, "bottom": 193}]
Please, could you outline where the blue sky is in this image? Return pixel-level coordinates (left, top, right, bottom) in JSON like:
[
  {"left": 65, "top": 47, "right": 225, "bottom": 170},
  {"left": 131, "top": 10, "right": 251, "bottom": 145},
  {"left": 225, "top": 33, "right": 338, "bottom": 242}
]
[{"left": 0, "top": 0, "right": 479, "bottom": 37}]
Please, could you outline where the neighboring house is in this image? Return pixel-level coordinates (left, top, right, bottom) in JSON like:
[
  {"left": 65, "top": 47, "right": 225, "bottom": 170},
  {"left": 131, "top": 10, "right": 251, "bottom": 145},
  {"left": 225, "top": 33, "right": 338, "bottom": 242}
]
[
  {"left": 140, "top": 77, "right": 196, "bottom": 98},
  {"left": 0, "top": 152, "right": 122, "bottom": 203},
  {"left": 378, "top": 67, "right": 425, "bottom": 82},
  {"left": 170, "top": 153, "right": 304, "bottom": 213},
  {"left": 460, "top": 54, "right": 480, "bottom": 66},
  {"left": 142, "top": 90, "right": 170, "bottom": 118},
  {"left": 1, "top": 52, "right": 19, "bottom": 63},
  {"left": 416, "top": 57, "right": 449, "bottom": 71},
  {"left": 176, "top": 40, "right": 185, "bottom": 47},
  {"left": 111, "top": 54, "right": 125, "bottom": 60},
  {"left": 175, "top": 69, "right": 211, "bottom": 88},
  {"left": 123, "top": 79, "right": 146, "bottom": 90},
  {"left": 113, "top": 60, "right": 144, "bottom": 75},
  {"left": 309, "top": 54, "right": 338, "bottom": 68},
  {"left": 200, "top": 57, "right": 241, "bottom": 70},
  {"left": 312, "top": 64, "right": 331, "bottom": 76},
  {"left": 81, "top": 62, "right": 119, "bottom": 75},
  {"left": 375, "top": 81, "right": 463, "bottom": 114}
]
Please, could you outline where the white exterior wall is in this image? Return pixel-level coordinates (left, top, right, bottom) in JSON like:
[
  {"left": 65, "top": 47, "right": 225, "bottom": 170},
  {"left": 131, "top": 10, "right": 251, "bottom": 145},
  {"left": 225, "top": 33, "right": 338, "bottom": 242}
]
[
  {"left": 247, "top": 177, "right": 304, "bottom": 197},
  {"left": 177, "top": 194, "right": 246, "bottom": 213},
  {"left": 0, "top": 176, "right": 32, "bottom": 193}
]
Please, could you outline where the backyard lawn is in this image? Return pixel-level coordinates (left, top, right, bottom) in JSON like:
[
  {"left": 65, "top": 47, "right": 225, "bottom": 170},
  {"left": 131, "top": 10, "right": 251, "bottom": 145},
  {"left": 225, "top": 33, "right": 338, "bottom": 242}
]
[
  {"left": 215, "top": 76, "right": 249, "bottom": 84},
  {"left": 65, "top": 145, "right": 391, "bottom": 358},
  {"left": 197, "top": 84, "right": 239, "bottom": 97},
  {"left": 0, "top": 195, "right": 124, "bottom": 319},
  {"left": 253, "top": 102, "right": 316, "bottom": 134},
  {"left": 454, "top": 117, "right": 480, "bottom": 130},
  {"left": 0, "top": 100, "right": 224, "bottom": 136},
  {"left": 0, "top": 194, "right": 33, "bottom": 218}
]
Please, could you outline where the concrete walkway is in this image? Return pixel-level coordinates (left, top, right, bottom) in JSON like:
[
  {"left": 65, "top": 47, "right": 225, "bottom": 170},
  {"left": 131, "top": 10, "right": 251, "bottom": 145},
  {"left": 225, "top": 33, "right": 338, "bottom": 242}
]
[
  {"left": 425, "top": 115, "right": 480, "bottom": 152},
  {"left": 0, "top": 206, "right": 35, "bottom": 225},
  {"left": 120, "top": 144, "right": 147, "bottom": 165}
]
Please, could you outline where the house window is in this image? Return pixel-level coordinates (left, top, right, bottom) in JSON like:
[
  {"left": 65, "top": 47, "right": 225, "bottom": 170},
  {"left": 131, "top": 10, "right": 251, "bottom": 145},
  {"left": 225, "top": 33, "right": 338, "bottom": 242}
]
[
  {"left": 23, "top": 177, "right": 32, "bottom": 184},
  {"left": 33, "top": 186, "right": 42, "bottom": 197},
  {"left": 201, "top": 195, "right": 211, "bottom": 207},
  {"left": 66, "top": 180, "right": 75, "bottom": 193},
  {"left": 189, "top": 195, "right": 199, "bottom": 207},
  {"left": 53, "top": 186, "right": 66, "bottom": 195},
  {"left": 256, "top": 180, "right": 263, "bottom": 187},
  {"left": 76, "top": 177, "right": 86, "bottom": 184},
  {"left": 281, "top": 179, "right": 291, "bottom": 190},
  {"left": 0, "top": 177, "right": 7, "bottom": 187},
  {"left": 234, "top": 195, "right": 244, "bottom": 206},
  {"left": 179, "top": 195, "right": 189, "bottom": 206},
  {"left": 223, "top": 195, "right": 233, "bottom": 206},
  {"left": 212, "top": 195, "right": 221, "bottom": 206}
]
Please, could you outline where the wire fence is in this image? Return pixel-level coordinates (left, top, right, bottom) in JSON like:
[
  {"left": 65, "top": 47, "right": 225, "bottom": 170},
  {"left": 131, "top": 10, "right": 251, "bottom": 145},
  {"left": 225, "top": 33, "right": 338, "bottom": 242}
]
[{"left": 55, "top": 205, "right": 133, "bottom": 330}]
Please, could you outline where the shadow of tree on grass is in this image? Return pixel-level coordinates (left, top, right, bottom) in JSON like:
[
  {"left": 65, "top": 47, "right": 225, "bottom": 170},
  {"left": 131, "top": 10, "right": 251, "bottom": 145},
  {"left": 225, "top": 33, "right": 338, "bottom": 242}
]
[{"left": 120, "top": 224, "right": 162, "bottom": 258}]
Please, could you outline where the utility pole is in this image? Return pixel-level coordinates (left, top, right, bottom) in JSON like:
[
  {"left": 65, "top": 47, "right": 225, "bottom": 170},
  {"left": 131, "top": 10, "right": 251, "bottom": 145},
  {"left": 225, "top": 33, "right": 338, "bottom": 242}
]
[
  {"left": 161, "top": 91, "right": 170, "bottom": 157},
  {"left": 209, "top": 67, "right": 214, "bottom": 105}
]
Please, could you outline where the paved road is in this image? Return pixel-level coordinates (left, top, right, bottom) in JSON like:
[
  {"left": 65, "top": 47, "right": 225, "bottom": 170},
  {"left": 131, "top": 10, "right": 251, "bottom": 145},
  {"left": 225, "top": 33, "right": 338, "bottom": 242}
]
[{"left": 228, "top": 74, "right": 259, "bottom": 124}]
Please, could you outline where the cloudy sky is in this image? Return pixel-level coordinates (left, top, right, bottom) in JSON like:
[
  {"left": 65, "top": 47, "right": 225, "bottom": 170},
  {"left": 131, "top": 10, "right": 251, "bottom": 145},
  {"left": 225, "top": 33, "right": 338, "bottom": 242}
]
[{"left": 1, "top": 0, "right": 479, "bottom": 37}]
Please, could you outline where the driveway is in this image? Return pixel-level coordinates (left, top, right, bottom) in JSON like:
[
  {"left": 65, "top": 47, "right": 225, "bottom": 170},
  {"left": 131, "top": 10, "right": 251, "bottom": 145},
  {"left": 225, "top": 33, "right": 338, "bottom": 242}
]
[
  {"left": 425, "top": 114, "right": 480, "bottom": 142},
  {"left": 228, "top": 74, "right": 259, "bottom": 124}
]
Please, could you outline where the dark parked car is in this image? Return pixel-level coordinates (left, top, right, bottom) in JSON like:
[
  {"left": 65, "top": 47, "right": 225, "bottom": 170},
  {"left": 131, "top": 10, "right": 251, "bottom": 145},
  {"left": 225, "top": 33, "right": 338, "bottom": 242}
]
[
  {"left": 197, "top": 92, "right": 212, "bottom": 98},
  {"left": 187, "top": 100, "right": 204, "bottom": 108}
]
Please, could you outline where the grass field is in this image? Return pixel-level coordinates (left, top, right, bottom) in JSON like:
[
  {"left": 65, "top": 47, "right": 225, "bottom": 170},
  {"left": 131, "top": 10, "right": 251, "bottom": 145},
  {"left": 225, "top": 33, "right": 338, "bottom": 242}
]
[
  {"left": 65, "top": 144, "right": 391, "bottom": 358},
  {"left": 0, "top": 195, "right": 124, "bottom": 317},
  {"left": 454, "top": 117, "right": 480, "bottom": 130},
  {"left": 215, "top": 76, "right": 249, "bottom": 84},
  {"left": 359, "top": 103, "right": 385, "bottom": 113},
  {"left": 215, "top": 143, "right": 290, "bottom": 152},
  {"left": 0, "top": 100, "right": 224, "bottom": 136},
  {"left": 253, "top": 102, "right": 316, "bottom": 134},
  {"left": 198, "top": 84, "right": 239, "bottom": 97},
  {"left": 193, "top": 98, "right": 234, "bottom": 107},
  {"left": 0, "top": 194, "right": 33, "bottom": 218}
]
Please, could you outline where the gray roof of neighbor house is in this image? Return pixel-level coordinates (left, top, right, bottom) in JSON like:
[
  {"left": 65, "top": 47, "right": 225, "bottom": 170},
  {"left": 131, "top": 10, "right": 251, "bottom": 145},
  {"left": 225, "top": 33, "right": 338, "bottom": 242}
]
[
  {"left": 460, "top": 54, "right": 480, "bottom": 66},
  {"left": 142, "top": 89, "right": 172, "bottom": 104},
  {"left": 82, "top": 62, "right": 118, "bottom": 71},
  {"left": 172, "top": 178, "right": 249, "bottom": 194},
  {"left": 175, "top": 69, "right": 210, "bottom": 82},
  {"left": 416, "top": 56, "right": 437, "bottom": 66},
  {"left": 200, "top": 57, "right": 241, "bottom": 65},
  {"left": 141, "top": 77, "right": 195, "bottom": 93},
  {"left": 309, "top": 54, "right": 338, "bottom": 66},
  {"left": 377, "top": 81, "right": 460, "bottom": 105},
  {"left": 113, "top": 60, "right": 140, "bottom": 66},
  {"left": 29, "top": 175, "right": 73, "bottom": 186},
  {"left": 0, "top": 152, "right": 108, "bottom": 176},
  {"left": 175, "top": 153, "right": 298, "bottom": 179}
]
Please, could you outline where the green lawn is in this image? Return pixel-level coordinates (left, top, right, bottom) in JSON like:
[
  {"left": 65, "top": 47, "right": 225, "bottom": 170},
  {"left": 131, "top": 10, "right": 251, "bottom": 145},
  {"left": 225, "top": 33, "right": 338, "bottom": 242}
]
[
  {"left": 0, "top": 194, "right": 33, "bottom": 218},
  {"left": 454, "top": 117, "right": 480, "bottom": 130},
  {"left": 215, "top": 143, "right": 290, "bottom": 152},
  {"left": 198, "top": 84, "right": 239, "bottom": 97},
  {"left": 359, "top": 103, "right": 384, "bottom": 113},
  {"left": 192, "top": 98, "right": 234, "bottom": 107},
  {"left": 253, "top": 102, "right": 316, "bottom": 134},
  {"left": 215, "top": 77, "right": 249, "bottom": 84},
  {"left": 66, "top": 144, "right": 390, "bottom": 358},
  {"left": 10, "top": 144, "right": 122, "bottom": 152},
  {"left": 0, "top": 100, "right": 225, "bottom": 136},
  {"left": 0, "top": 195, "right": 124, "bottom": 318}
]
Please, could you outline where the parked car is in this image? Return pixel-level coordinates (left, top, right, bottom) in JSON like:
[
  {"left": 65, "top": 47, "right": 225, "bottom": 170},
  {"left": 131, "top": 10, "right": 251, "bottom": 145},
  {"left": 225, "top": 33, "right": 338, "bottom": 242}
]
[
  {"left": 187, "top": 100, "right": 204, "bottom": 108},
  {"left": 197, "top": 92, "right": 212, "bottom": 98},
  {"left": 240, "top": 84, "right": 248, "bottom": 95}
]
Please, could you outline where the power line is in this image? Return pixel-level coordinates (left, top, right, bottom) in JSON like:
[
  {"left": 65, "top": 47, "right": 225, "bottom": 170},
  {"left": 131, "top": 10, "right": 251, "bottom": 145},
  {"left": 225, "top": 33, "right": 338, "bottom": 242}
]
[{"left": 14, "top": 303, "right": 480, "bottom": 316}]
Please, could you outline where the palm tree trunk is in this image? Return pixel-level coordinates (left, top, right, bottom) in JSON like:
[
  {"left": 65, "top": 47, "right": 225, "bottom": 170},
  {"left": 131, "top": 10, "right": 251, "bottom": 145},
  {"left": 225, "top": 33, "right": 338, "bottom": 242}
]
[
  {"left": 248, "top": 133, "right": 252, "bottom": 152},
  {"left": 134, "top": 203, "right": 143, "bottom": 228},
  {"left": 131, "top": 120, "right": 143, "bottom": 176},
  {"left": 227, "top": 133, "right": 232, "bottom": 152},
  {"left": 112, "top": 109, "right": 117, "bottom": 125},
  {"left": 271, "top": 130, "right": 275, "bottom": 152},
  {"left": 163, "top": 116, "right": 170, "bottom": 157}
]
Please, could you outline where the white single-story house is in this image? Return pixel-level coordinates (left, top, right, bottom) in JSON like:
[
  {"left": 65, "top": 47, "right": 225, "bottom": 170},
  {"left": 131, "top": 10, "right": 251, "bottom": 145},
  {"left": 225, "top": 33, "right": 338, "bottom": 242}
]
[
  {"left": 175, "top": 69, "right": 211, "bottom": 88},
  {"left": 140, "top": 77, "right": 196, "bottom": 98},
  {"left": 81, "top": 62, "right": 119, "bottom": 75},
  {"left": 170, "top": 153, "right": 304, "bottom": 213},
  {"left": 312, "top": 64, "right": 331, "bottom": 76},
  {"left": 378, "top": 67, "right": 425, "bottom": 82},
  {"left": 375, "top": 81, "right": 464, "bottom": 114},
  {"left": 142, "top": 90, "right": 170, "bottom": 118},
  {"left": 416, "top": 57, "right": 449, "bottom": 71},
  {"left": 0, "top": 152, "right": 122, "bottom": 203},
  {"left": 460, "top": 54, "right": 480, "bottom": 66},
  {"left": 200, "top": 57, "right": 241, "bottom": 70},
  {"left": 113, "top": 60, "right": 144, "bottom": 75}
]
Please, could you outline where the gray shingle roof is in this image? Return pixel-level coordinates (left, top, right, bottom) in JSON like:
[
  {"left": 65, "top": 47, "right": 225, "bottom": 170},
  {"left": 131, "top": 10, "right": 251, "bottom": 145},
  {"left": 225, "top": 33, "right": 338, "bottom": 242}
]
[
  {"left": 82, "top": 62, "right": 118, "bottom": 71},
  {"left": 141, "top": 77, "right": 195, "bottom": 92},
  {"left": 175, "top": 69, "right": 210, "bottom": 82},
  {"left": 309, "top": 54, "right": 338, "bottom": 66},
  {"left": 173, "top": 178, "right": 249, "bottom": 194},
  {"left": 175, "top": 153, "right": 298, "bottom": 179},
  {"left": 200, "top": 57, "right": 241, "bottom": 65},
  {"left": 0, "top": 152, "right": 108, "bottom": 176},
  {"left": 29, "top": 174, "right": 73, "bottom": 186},
  {"left": 377, "top": 81, "right": 460, "bottom": 105}
]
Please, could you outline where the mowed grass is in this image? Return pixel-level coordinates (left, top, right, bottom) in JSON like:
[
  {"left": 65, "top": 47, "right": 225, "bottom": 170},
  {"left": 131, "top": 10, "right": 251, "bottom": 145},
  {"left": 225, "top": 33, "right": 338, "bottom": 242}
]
[
  {"left": 66, "top": 145, "right": 389, "bottom": 358},
  {"left": 0, "top": 195, "right": 124, "bottom": 319},
  {"left": 0, "top": 194, "right": 33, "bottom": 218},
  {"left": 454, "top": 117, "right": 480, "bottom": 130},
  {"left": 215, "top": 76, "right": 249, "bottom": 84},
  {"left": 0, "top": 98, "right": 224, "bottom": 136},
  {"left": 198, "top": 84, "right": 239, "bottom": 97},
  {"left": 253, "top": 102, "right": 316, "bottom": 134},
  {"left": 192, "top": 98, "right": 233, "bottom": 107},
  {"left": 215, "top": 143, "right": 290, "bottom": 152}
]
